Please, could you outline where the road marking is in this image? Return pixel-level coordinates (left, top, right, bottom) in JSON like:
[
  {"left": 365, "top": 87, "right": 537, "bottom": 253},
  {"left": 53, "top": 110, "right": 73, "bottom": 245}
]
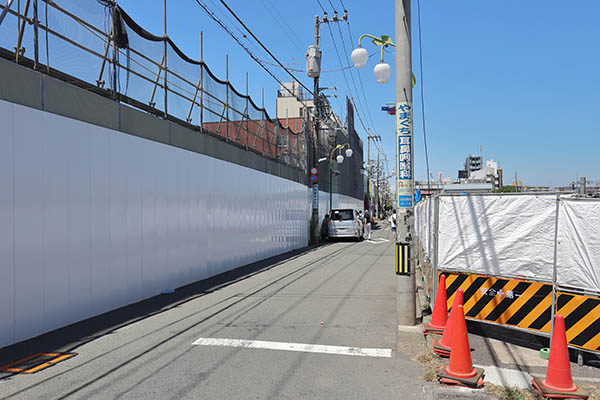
[
  {"left": 366, "top": 238, "right": 389, "bottom": 244},
  {"left": 191, "top": 338, "right": 392, "bottom": 358}
]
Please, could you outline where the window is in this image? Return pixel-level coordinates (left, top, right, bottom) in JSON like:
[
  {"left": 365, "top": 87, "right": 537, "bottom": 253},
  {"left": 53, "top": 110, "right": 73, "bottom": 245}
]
[{"left": 331, "top": 209, "right": 354, "bottom": 221}]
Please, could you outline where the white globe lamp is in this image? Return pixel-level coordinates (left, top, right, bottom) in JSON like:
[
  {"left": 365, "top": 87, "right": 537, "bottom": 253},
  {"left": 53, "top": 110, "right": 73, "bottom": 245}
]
[
  {"left": 345, "top": 148, "right": 353, "bottom": 158},
  {"left": 351, "top": 47, "right": 368, "bottom": 69},
  {"left": 373, "top": 62, "right": 392, "bottom": 84},
  {"left": 336, "top": 154, "right": 344, "bottom": 164}
]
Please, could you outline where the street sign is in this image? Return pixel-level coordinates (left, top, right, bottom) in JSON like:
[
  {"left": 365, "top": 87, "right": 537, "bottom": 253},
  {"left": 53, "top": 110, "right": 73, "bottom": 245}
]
[
  {"left": 312, "top": 184, "right": 319, "bottom": 209},
  {"left": 310, "top": 166, "right": 319, "bottom": 184},
  {"left": 396, "top": 101, "right": 413, "bottom": 209}
]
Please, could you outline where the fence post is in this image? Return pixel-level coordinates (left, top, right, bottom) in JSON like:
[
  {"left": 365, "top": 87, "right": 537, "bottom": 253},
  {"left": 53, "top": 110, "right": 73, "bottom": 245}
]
[
  {"left": 199, "top": 31, "right": 203, "bottom": 130},
  {"left": 16, "top": 0, "right": 32, "bottom": 64},
  {"left": 432, "top": 194, "right": 440, "bottom": 298},
  {"left": 225, "top": 54, "right": 229, "bottom": 142},
  {"left": 550, "top": 194, "right": 560, "bottom": 344},
  {"left": 32, "top": 0, "right": 38, "bottom": 68},
  {"left": 245, "top": 71, "right": 249, "bottom": 149},
  {"left": 163, "top": 0, "right": 168, "bottom": 118}
]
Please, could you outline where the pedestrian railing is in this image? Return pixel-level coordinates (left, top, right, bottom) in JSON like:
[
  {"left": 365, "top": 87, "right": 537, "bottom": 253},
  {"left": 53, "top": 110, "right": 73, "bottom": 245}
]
[{"left": 0, "top": 0, "right": 307, "bottom": 170}]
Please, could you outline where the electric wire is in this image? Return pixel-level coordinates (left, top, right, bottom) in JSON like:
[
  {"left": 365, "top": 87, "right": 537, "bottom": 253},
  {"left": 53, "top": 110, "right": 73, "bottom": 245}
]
[
  {"left": 417, "top": 0, "right": 431, "bottom": 189},
  {"left": 315, "top": 0, "right": 327, "bottom": 13},
  {"left": 192, "top": 0, "right": 306, "bottom": 134},
  {"left": 212, "top": 0, "right": 315, "bottom": 97},
  {"left": 192, "top": 0, "right": 313, "bottom": 110}
]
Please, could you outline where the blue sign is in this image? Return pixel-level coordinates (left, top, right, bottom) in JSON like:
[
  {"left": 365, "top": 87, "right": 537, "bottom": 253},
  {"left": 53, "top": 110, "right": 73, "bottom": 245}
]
[
  {"left": 398, "top": 195, "right": 412, "bottom": 207},
  {"left": 415, "top": 189, "right": 422, "bottom": 203}
]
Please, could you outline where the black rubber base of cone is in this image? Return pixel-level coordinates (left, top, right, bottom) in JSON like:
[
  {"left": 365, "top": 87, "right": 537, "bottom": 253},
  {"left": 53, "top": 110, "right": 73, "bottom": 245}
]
[
  {"left": 531, "top": 377, "right": 588, "bottom": 399},
  {"left": 437, "top": 366, "right": 485, "bottom": 389},
  {"left": 423, "top": 325, "right": 444, "bottom": 336},
  {"left": 432, "top": 338, "right": 451, "bottom": 358}
]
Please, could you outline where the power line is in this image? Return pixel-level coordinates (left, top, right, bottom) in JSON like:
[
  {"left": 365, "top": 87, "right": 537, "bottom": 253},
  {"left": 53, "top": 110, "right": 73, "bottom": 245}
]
[
  {"left": 192, "top": 0, "right": 307, "bottom": 127},
  {"left": 258, "top": 0, "right": 304, "bottom": 52},
  {"left": 213, "top": 0, "right": 315, "bottom": 97},
  {"left": 417, "top": 0, "right": 431, "bottom": 188},
  {"left": 336, "top": 19, "right": 377, "bottom": 136},
  {"left": 315, "top": 0, "right": 327, "bottom": 13}
]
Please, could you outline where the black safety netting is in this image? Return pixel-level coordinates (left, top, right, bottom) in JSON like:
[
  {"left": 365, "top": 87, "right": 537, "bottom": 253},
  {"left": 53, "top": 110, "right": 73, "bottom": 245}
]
[{"left": 0, "top": 0, "right": 306, "bottom": 170}]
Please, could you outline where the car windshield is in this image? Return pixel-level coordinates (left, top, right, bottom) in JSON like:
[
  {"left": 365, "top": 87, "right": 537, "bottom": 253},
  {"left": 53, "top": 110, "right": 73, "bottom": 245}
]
[{"left": 331, "top": 210, "right": 354, "bottom": 221}]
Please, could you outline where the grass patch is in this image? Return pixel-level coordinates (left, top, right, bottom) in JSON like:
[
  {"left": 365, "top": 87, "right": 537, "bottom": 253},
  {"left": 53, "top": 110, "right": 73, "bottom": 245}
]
[
  {"left": 484, "top": 383, "right": 544, "bottom": 400},
  {"left": 413, "top": 345, "right": 443, "bottom": 382}
]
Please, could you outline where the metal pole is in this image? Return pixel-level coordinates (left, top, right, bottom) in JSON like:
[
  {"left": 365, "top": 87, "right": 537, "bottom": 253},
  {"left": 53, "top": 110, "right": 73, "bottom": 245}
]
[
  {"left": 550, "top": 194, "right": 560, "bottom": 344},
  {"left": 0, "top": 0, "right": 15, "bottom": 27},
  {"left": 32, "top": 0, "right": 38, "bottom": 68},
  {"left": 163, "top": 0, "right": 168, "bottom": 118},
  {"left": 225, "top": 54, "right": 229, "bottom": 141},
  {"left": 199, "top": 31, "right": 204, "bottom": 129},
  {"left": 245, "top": 71, "right": 249, "bottom": 149},
  {"left": 396, "top": 0, "right": 416, "bottom": 326},
  {"left": 367, "top": 131, "right": 371, "bottom": 211},
  {"left": 329, "top": 159, "right": 333, "bottom": 212}
]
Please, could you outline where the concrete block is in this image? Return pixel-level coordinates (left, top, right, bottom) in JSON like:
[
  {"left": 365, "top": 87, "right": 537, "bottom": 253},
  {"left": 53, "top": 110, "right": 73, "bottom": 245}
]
[
  {"left": 0, "top": 58, "right": 41, "bottom": 109},
  {"left": 170, "top": 123, "right": 204, "bottom": 154},
  {"left": 120, "top": 105, "right": 169, "bottom": 146},
  {"left": 43, "top": 75, "right": 118, "bottom": 130}
]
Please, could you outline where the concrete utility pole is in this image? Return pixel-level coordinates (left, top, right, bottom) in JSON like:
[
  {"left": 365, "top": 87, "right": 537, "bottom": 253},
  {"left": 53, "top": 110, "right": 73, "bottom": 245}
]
[
  {"left": 395, "top": 0, "right": 416, "bottom": 326},
  {"left": 307, "top": 11, "right": 347, "bottom": 244},
  {"left": 309, "top": 15, "right": 322, "bottom": 245}
]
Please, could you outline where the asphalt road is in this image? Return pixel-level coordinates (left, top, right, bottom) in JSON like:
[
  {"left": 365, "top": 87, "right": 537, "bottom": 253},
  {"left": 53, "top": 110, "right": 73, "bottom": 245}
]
[{"left": 0, "top": 223, "right": 429, "bottom": 400}]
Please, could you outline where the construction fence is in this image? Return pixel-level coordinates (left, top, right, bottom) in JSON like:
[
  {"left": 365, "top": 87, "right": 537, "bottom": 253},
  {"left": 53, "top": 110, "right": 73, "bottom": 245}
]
[
  {"left": 0, "top": 0, "right": 307, "bottom": 170},
  {"left": 415, "top": 193, "right": 600, "bottom": 354}
]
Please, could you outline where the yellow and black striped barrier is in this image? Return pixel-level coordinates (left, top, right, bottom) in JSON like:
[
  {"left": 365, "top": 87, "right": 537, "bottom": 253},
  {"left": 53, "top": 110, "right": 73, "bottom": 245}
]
[
  {"left": 396, "top": 243, "right": 410, "bottom": 275},
  {"left": 439, "top": 271, "right": 600, "bottom": 354}
]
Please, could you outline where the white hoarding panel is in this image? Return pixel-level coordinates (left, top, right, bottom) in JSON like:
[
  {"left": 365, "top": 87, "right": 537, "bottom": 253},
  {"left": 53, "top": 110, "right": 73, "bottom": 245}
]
[
  {"left": 437, "top": 194, "right": 556, "bottom": 281},
  {"left": 0, "top": 99, "right": 15, "bottom": 347},
  {"left": 557, "top": 199, "right": 600, "bottom": 293},
  {"left": 0, "top": 98, "right": 312, "bottom": 347}
]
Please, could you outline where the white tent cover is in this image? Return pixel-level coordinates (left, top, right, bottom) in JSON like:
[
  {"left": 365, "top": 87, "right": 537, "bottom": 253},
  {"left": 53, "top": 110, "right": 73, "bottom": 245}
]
[{"left": 424, "top": 194, "right": 600, "bottom": 293}]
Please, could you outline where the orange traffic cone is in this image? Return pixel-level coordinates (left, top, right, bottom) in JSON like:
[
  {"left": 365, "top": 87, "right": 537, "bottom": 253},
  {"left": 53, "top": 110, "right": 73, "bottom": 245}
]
[
  {"left": 424, "top": 274, "right": 448, "bottom": 335},
  {"left": 437, "top": 304, "right": 484, "bottom": 388},
  {"left": 531, "top": 315, "right": 588, "bottom": 399},
  {"left": 433, "top": 289, "right": 464, "bottom": 357}
]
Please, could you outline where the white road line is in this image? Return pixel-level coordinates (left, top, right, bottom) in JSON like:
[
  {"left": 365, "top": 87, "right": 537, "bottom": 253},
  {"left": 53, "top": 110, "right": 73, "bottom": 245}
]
[
  {"left": 192, "top": 338, "right": 392, "bottom": 358},
  {"left": 366, "top": 238, "right": 390, "bottom": 244}
]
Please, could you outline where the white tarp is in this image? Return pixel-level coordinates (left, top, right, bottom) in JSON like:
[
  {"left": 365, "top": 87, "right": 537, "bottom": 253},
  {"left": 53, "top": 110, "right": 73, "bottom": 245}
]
[
  {"left": 557, "top": 199, "right": 600, "bottom": 293},
  {"left": 437, "top": 194, "right": 557, "bottom": 281},
  {"left": 415, "top": 197, "right": 435, "bottom": 258}
]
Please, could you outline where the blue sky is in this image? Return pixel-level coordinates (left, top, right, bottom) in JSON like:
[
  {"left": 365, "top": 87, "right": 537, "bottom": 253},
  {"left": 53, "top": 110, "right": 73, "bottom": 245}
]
[{"left": 117, "top": 0, "right": 600, "bottom": 187}]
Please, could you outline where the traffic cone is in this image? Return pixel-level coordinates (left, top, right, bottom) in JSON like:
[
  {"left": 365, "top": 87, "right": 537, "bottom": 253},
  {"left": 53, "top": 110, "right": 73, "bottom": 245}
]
[
  {"left": 433, "top": 289, "right": 464, "bottom": 357},
  {"left": 531, "top": 315, "right": 588, "bottom": 399},
  {"left": 437, "top": 304, "right": 484, "bottom": 389},
  {"left": 424, "top": 274, "right": 448, "bottom": 335}
]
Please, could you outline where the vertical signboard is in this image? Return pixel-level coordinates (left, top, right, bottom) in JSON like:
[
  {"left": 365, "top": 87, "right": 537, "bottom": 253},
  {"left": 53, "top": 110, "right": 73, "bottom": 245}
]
[
  {"left": 312, "top": 184, "right": 319, "bottom": 209},
  {"left": 396, "top": 102, "right": 413, "bottom": 209}
]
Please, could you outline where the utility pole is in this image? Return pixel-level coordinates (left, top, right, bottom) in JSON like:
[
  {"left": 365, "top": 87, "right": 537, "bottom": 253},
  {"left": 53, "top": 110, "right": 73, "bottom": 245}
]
[
  {"left": 366, "top": 132, "right": 380, "bottom": 213},
  {"left": 307, "top": 11, "right": 347, "bottom": 244},
  {"left": 395, "top": 0, "right": 416, "bottom": 326},
  {"left": 308, "top": 15, "right": 322, "bottom": 245},
  {"left": 376, "top": 154, "right": 381, "bottom": 218}
]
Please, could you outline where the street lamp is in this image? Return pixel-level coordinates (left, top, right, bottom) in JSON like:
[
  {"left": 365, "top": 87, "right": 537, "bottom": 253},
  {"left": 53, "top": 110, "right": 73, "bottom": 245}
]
[
  {"left": 351, "top": 34, "right": 395, "bottom": 84},
  {"left": 329, "top": 143, "right": 353, "bottom": 212}
]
